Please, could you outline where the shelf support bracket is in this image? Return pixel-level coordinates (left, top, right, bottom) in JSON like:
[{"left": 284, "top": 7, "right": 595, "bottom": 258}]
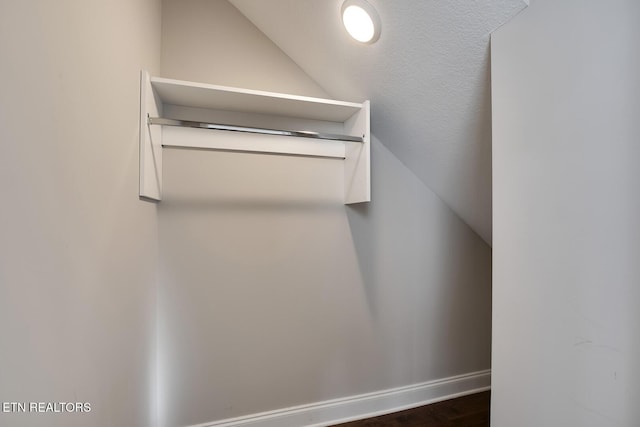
[{"left": 139, "top": 70, "right": 163, "bottom": 201}]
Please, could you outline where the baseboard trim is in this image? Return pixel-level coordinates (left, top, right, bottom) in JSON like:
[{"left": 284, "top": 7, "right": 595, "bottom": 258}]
[{"left": 186, "top": 370, "right": 491, "bottom": 427}]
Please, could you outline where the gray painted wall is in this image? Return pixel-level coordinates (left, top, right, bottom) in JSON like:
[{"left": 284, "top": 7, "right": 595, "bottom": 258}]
[
  {"left": 0, "top": 1, "right": 162, "bottom": 426},
  {"left": 158, "top": 1, "right": 492, "bottom": 426},
  {"left": 161, "top": 0, "right": 328, "bottom": 98},
  {"left": 492, "top": 0, "right": 640, "bottom": 425}
]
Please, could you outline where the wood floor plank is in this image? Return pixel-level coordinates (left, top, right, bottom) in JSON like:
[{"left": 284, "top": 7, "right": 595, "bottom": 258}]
[{"left": 330, "top": 391, "right": 490, "bottom": 427}]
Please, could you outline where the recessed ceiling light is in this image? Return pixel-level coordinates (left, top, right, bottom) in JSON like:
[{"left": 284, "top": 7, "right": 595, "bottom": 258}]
[{"left": 341, "top": 0, "right": 381, "bottom": 44}]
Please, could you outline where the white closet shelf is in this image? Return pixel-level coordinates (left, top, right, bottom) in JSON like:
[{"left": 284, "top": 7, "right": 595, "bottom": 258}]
[
  {"left": 139, "top": 70, "right": 370, "bottom": 204},
  {"left": 150, "top": 77, "right": 362, "bottom": 122}
]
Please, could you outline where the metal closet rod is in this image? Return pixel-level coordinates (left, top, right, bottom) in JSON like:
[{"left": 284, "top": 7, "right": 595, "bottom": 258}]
[{"left": 148, "top": 117, "right": 364, "bottom": 143}]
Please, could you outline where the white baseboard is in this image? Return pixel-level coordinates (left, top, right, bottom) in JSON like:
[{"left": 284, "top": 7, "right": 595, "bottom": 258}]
[{"left": 186, "top": 370, "right": 491, "bottom": 427}]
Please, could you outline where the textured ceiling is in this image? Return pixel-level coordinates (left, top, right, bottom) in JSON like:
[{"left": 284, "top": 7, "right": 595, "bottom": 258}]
[{"left": 230, "top": 0, "right": 527, "bottom": 245}]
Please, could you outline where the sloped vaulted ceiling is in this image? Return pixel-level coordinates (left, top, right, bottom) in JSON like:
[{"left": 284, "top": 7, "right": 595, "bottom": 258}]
[{"left": 229, "top": 0, "right": 527, "bottom": 245}]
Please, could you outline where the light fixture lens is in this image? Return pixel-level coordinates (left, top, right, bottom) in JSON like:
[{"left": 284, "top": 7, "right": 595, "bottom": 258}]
[
  {"left": 343, "top": 5, "right": 375, "bottom": 43},
  {"left": 341, "top": 0, "right": 380, "bottom": 44}
]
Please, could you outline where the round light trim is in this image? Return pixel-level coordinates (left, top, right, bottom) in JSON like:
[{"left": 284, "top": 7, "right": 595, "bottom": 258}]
[{"left": 341, "top": 0, "right": 381, "bottom": 44}]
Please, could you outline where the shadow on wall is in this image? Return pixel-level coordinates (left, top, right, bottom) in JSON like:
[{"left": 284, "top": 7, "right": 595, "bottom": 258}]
[
  {"left": 440, "top": 45, "right": 494, "bottom": 244},
  {"left": 155, "top": 140, "right": 492, "bottom": 426},
  {"left": 345, "top": 136, "right": 492, "bottom": 384},
  {"left": 156, "top": 149, "right": 376, "bottom": 426},
  {"left": 360, "top": 43, "right": 495, "bottom": 246},
  {"left": 158, "top": 197, "right": 344, "bottom": 213}
]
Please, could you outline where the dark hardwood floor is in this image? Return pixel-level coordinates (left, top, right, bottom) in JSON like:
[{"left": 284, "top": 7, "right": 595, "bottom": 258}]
[{"left": 331, "top": 391, "right": 490, "bottom": 427}]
